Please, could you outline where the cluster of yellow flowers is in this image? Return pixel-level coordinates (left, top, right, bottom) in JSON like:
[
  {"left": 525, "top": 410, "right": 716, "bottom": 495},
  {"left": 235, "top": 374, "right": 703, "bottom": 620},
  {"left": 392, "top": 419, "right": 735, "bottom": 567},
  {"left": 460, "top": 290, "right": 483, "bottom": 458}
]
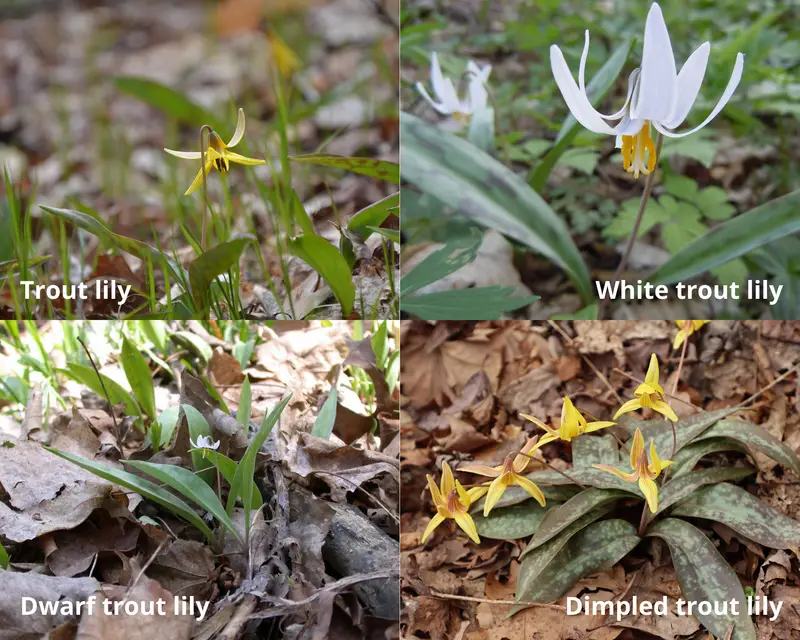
[{"left": 421, "top": 348, "right": 696, "bottom": 545}]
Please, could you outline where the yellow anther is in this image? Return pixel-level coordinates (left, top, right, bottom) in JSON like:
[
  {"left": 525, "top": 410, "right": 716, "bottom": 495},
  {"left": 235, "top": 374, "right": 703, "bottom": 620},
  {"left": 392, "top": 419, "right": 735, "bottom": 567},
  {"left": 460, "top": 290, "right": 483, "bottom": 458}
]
[{"left": 620, "top": 121, "right": 657, "bottom": 179}]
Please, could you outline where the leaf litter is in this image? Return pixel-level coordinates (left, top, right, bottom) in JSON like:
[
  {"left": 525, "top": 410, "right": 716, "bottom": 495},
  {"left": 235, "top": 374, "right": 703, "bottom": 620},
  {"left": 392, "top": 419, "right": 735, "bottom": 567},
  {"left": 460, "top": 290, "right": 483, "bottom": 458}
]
[
  {"left": 400, "top": 320, "right": 800, "bottom": 640},
  {"left": 0, "top": 320, "right": 399, "bottom": 638}
]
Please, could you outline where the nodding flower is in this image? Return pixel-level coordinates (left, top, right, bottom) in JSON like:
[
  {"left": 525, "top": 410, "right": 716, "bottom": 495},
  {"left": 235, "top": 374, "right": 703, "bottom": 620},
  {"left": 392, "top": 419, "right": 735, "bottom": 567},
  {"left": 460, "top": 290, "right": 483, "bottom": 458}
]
[{"left": 416, "top": 52, "right": 492, "bottom": 126}]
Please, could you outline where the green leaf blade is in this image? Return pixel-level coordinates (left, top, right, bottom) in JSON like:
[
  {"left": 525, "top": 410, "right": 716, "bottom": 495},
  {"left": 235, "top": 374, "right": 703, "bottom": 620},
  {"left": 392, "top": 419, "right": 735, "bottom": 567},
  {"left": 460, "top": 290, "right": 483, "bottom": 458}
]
[{"left": 287, "top": 234, "right": 355, "bottom": 316}]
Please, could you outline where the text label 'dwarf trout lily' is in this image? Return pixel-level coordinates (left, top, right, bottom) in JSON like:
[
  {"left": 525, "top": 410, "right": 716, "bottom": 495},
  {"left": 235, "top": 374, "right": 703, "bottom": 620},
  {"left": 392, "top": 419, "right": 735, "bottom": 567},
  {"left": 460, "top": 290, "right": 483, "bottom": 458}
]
[
  {"left": 416, "top": 53, "right": 492, "bottom": 125},
  {"left": 594, "top": 428, "right": 673, "bottom": 512},
  {"left": 550, "top": 2, "right": 744, "bottom": 178},
  {"left": 165, "top": 108, "right": 266, "bottom": 195}
]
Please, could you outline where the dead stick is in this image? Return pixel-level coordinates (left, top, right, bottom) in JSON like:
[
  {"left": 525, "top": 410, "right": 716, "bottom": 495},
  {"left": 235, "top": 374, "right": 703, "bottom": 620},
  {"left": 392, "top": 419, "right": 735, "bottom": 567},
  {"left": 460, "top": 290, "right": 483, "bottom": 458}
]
[{"left": 430, "top": 590, "right": 566, "bottom": 611}]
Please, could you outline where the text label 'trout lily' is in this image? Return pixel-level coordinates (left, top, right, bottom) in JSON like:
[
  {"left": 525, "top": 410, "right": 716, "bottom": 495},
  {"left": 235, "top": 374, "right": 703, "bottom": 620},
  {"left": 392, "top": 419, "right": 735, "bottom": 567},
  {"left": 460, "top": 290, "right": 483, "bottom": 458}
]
[{"left": 550, "top": 2, "right": 744, "bottom": 178}]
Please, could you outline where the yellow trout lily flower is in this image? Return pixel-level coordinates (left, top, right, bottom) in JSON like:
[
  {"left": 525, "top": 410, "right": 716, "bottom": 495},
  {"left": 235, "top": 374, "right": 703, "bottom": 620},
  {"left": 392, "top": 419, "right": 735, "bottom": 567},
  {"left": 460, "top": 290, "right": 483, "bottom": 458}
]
[
  {"left": 164, "top": 108, "right": 266, "bottom": 196},
  {"left": 673, "top": 320, "right": 709, "bottom": 350},
  {"left": 614, "top": 354, "right": 678, "bottom": 422},
  {"left": 267, "top": 28, "right": 301, "bottom": 78},
  {"left": 421, "top": 462, "right": 488, "bottom": 544},
  {"left": 459, "top": 437, "right": 546, "bottom": 516},
  {"left": 594, "top": 427, "right": 673, "bottom": 512},
  {"left": 521, "top": 397, "right": 616, "bottom": 449}
]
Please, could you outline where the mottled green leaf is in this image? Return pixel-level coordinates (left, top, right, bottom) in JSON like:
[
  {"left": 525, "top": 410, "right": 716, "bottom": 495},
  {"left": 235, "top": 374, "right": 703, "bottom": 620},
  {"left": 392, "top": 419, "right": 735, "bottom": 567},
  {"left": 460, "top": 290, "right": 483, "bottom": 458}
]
[
  {"left": 189, "top": 235, "right": 254, "bottom": 310},
  {"left": 531, "top": 488, "right": 629, "bottom": 549},
  {"left": 672, "top": 482, "right": 800, "bottom": 548},
  {"left": 402, "top": 287, "right": 539, "bottom": 320},
  {"left": 572, "top": 433, "right": 620, "bottom": 468},
  {"left": 655, "top": 466, "right": 754, "bottom": 517},
  {"left": 401, "top": 111, "right": 593, "bottom": 303},
  {"left": 348, "top": 192, "right": 399, "bottom": 238},
  {"left": 473, "top": 500, "right": 552, "bottom": 540},
  {"left": 646, "top": 518, "right": 756, "bottom": 640},
  {"left": 401, "top": 226, "right": 483, "bottom": 297},
  {"left": 0, "top": 540, "right": 7, "bottom": 569},
  {"left": 472, "top": 484, "right": 580, "bottom": 513},
  {"left": 670, "top": 437, "right": 746, "bottom": 478},
  {"left": 512, "top": 519, "right": 639, "bottom": 611},
  {"left": 290, "top": 154, "right": 399, "bottom": 183},
  {"left": 696, "top": 420, "right": 800, "bottom": 476},
  {"left": 528, "top": 466, "right": 643, "bottom": 495},
  {"left": 467, "top": 107, "right": 495, "bottom": 153}
]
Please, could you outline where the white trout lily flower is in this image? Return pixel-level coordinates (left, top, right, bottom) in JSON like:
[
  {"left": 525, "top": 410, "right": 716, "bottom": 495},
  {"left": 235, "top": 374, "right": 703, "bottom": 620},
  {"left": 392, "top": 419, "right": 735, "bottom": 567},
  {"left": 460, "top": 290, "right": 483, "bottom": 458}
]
[
  {"left": 416, "top": 52, "right": 492, "bottom": 125},
  {"left": 189, "top": 435, "right": 220, "bottom": 457},
  {"left": 550, "top": 2, "right": 744, "bottom": 178}
]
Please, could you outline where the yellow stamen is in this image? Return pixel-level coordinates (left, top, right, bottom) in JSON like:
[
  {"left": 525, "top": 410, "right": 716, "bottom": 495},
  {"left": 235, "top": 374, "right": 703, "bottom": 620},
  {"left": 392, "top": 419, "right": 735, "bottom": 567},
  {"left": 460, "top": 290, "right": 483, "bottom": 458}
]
[
  {"left": 453, "top": 111, "right": 470, "bottom": 124},
  {"left": 620, "top": 120, "right": 657, "bottom": 179}
]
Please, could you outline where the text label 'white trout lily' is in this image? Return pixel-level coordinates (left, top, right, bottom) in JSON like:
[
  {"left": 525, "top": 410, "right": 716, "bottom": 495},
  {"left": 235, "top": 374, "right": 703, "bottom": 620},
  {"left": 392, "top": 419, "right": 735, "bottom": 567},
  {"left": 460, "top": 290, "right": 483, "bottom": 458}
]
[
  {"left": 550, "top": 2, "right": 744, "bottom": 178},
  {"left": 416, "top": 52, "right": 492, "bottom": 125}
]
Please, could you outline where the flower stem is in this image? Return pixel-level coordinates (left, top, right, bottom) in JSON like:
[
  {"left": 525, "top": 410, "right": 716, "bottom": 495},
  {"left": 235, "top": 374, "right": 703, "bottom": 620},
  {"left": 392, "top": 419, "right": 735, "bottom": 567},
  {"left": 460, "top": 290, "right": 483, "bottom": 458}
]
[
  {"left": 199, "top": 124, "right": 213, "bottom": 252},
  {"left": 600, "top": 133, "right": 664, "bottom": 319},
  {"left": 637, "top": 501, "right": 649, "bottom": 537}
]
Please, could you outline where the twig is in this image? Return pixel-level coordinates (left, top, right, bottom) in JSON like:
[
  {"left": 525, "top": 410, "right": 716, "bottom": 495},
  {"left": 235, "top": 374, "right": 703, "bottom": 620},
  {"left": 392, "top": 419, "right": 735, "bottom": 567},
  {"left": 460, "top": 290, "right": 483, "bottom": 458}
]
[
  {"left": 219, "top": 595, "right": 258, "bottom": 640},
  {"left": 599, "top": 133, "right": 664, "bottom": 320},
  {"left": 742, "top": 361, "right": 800, "bottom": 407},
  {"left": 547, "top": 320, "right": 621, "bottom": 403},
  {"left": 77, "top": 337, "right": 120, "bottom": 437},
  {"left": 126, "top": 537, "right": 169, "bottom": 597},
  {"left": 429, "top": 590, "right": 566, "bottom": 611},
  {"left": 311, "top": 470, "right": 400, "bottom": 523}
]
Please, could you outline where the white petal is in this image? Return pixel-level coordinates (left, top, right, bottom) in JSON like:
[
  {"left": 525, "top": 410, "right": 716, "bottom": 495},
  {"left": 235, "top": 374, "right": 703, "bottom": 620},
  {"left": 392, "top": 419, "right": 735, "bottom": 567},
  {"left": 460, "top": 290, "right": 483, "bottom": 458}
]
[
  {"left": 165, "top": 149, "right": 202, "bottom": 159},
  {"left": 430, "top": 52, "right": 461, "bottom": 111},
  {"left": 616, "top": 114, "right": 647, "bottom": 136},
  {"left": 227, "top": 108, "right": 246, "bottom": 147},
  {"left": 631, "top": 2, "right": 677, "bottom": 122},
  {"left": 550, "top": 44, "right": 618, "bottom": 135},
  {"left": 655, "top": 52, "right": 744, "bottom": 138},
  {"left": 663, "top": 43, "right": 710, "bottom": 129},
  {"left": 578, "top": 29, "right": 637, "bottom": 121},
  {"left": 416, "top": 81, "right": 452, "bottom": 115},
  {"left": 468, "top": 74, "right": 489, "bottom": 111}
]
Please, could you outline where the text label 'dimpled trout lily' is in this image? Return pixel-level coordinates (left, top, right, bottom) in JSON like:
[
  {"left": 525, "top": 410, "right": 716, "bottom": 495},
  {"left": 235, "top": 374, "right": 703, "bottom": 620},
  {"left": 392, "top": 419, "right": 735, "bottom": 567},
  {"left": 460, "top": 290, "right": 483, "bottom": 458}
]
[
  {"left": 550, "top": 2, "right": 744, "bottom": 178},
  {"left": 165, "top": 108, "right": 266, "bottom": 196}
]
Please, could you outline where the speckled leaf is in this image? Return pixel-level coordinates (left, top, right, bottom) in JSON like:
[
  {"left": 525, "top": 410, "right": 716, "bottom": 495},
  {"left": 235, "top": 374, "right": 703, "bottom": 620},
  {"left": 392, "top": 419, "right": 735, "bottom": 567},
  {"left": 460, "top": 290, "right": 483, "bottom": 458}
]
[
  {"left": 290, "top": 154, "right": 399, "bottom": 183},
  {"left": 654, "top": 466, "right": 754, "bottom": 517},
  {"left": 471, "top": 483, "right": 581, "bottom": 512},
  {"left": 528, "top": 466, "right": 643, "bottom": 495},
  {"left": 521, "top": 503, "right": 614, "bottom": 561},
  {"left": 531, "top": 488, "right": 629, "bottom": 548},
  {"left": 473, "top": 500, "right": 553, "bottom": 540},
  {"left": 695, "top": 420, "right": 800, "bottom": 476},
  {"left": 617, "top": 408, "right": 741, "bottom": 457},
  {"left": 572, "top": 433, "right": 620, "bottom": 467},
  {"left": 672, "top": 483, "right": 800, "bottom": 548},
  {"left": 671, "top": 437, "right": 746, "bottom": 477},
  {"left": 512, "top": 519, "right": 639, "bottom": 611},
  {"left": 646, "top": 518, "right": 756, "bottom": 640},
  {"left": 401, "top": 111, "right": 593, "bottom": 303}
]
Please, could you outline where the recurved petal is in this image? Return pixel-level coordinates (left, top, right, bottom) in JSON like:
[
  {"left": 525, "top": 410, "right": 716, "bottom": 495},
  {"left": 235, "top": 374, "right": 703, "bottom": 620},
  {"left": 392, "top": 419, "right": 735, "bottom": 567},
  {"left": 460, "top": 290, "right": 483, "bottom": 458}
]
[
  {"left": 515, "top": 475, "right": 546, "bottom": 507},
  {"left": 613, "top": 397, "right": 643, "bottom": 420},
  {"left": 164, "top": 148, "right": 203, "bottom": 160},
  {"left": 663, "top": 42, "right": 710, "bottom": 129},
  {"left": 593, "top": 463, "right": 639, "bottom": 483},
  {"left": 429, "top": 52, "right": 461, "bottom": 112},
  {"left": 512, "top": 437, "right": 540, "bottom": 473},
  {"left": 455, "top": 480, "right": 472, "bottom": 508},
  {"left": 225, "top": 151, "right": 266, "bottom": 166},
  {"left": 648, "top": 440, "right": 674, "bottom": 476},
  {"left": 468, "top": 74, "right": 489, "bottom": 111},
  {"left": 228, "top": 108, "right": 246, "bottom": 147},
  {"left": 459, "top": 464, "right": 502, "bottom": 478},
  {"left": 441, "top": 462, "right": 455, "bottom": 496},
  {"left": 639, "top": 476, "right": 660, "bottom": 513},
  {"left": 629, "top": 428, "right": 645, "bottom": 469},
  {"left": 651, "top": 399, "right": 679, "bottom": 422},
  {"left": 467, "top": 484, "right": 490, "bottom": 502},
  {"left": 631, "top": 2, "right": 677, "bottom": 122},
  {"left": 673, "top": 328, "right": 688, "bottom": 351},
  {"left": 416, "top": 81, "right": 450, "bottom": 115},
  {"left": 453, "top": 510, "right": 481, "bottom": 544},
  {"left": 520, "top": 414, "right": 558, "bottom": 435},
  {"left": 483, "top": 474, "right": 508, "bottom": 517},
  {"left": 584, "top": 420, "right": 616, "bottom": 433},
  {"left": 655, "top": 52, "right": 744, "bottom": 139},
  {"left": 550, "top": 44, "right": 619, "bottom": 135},
  {"left": 421, "top": 513, "right": 447, "bottom": 543},
  {"left": 427, "top": 474, "right": 444, "bottom": 507},
  {"left": 645, "top": 353, "right": 660, "bottom": 387},
  {"left": 578, "top": 31, "right": 633, "bottom": 121},
  {"left": 184, "top": 158, "right": 215, "bottom": 196}
]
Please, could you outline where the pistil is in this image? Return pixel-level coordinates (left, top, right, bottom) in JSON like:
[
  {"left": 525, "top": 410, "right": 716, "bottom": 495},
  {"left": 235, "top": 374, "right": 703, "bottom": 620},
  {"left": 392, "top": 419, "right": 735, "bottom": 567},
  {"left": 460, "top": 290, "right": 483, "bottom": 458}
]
[{"left": 621, "top": 120, "right": 657, "bottom": 179}]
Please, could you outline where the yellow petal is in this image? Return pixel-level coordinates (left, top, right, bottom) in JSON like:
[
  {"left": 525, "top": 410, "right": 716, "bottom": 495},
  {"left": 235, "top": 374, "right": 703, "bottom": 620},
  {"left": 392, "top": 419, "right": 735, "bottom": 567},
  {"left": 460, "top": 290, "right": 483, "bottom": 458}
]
[
  {"left": 455, "top": 480, "right": 471, "bottom": 508},
  {"left": 593, "top": 464, "right": 640, "bottom": 483},
  {"left": 513, "top": 437, "right": 539, "bottom": 473},
  {"left": 645, "top": 354, "right": 660, "bottom": 387},
  {"left": 228, "top": 108, "right": 246, "bottom": 147},
  {"left": 184, "top": 157, "right": 216, "bottom": 196},
  {"left": 224, "top": 151, "right": 266, "bottom": 166},
  {"left": 441, "top": 462, "right": 455, "bottom": 496},
  {"left": 613, "top": 397, "right": 643, "bottom": 420},
  {"left": 453, "top": 510, "right": 481, "bottom": 544},
  {"left": 483, "top": 474, "right": 508, "bottom": 517},
  {"left": 629, "top": 429, "right": 645, "bottom": 469},
  {"left": 651, "top": 399, "right": 679, "bottom": 422},
  {"left": 459, "top": 464, "right": 502, "bottom": 478},
  {"left": 520, "top": 414, "right": 559, "bottom": 435},
  {"left": 673, "top": 329, "right": 687, "bottom": 351},
  {"left": 165, "top": 148, "right": 202, "bottom": 160},
  {"left": 583, "top": 420, "right": 616, "bottom": 434},
  {"left": 421, "top": 513, "right": 446, "bottom": 543},
  {"left": 427, "top": 474, "right": 444, "bottom": 508},
  {"left": 530, "top": 433, "right": 559, "bottom": 451},
  {"left": 515, "top": 475, "right": 546, "bottom": 507},
  {"left": 467, "top": 484, "right": 490, "bottom": 502},
  {"left": 648, "top": 441, "right": 674, "bottom": 476},
  {"left": 639, "top": 476, "right": 659, "bottom": 513},
  {"left": 675, "top": 320, "right": 686, "bottom": 329}
]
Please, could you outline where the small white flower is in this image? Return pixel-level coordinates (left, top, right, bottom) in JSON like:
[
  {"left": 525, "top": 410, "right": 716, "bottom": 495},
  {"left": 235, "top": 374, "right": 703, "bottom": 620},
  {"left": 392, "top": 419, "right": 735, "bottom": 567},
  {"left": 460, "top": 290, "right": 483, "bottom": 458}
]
[
  {"left": 550, "top": 2, "right": 744, "bottom": 178},
  {"left": 189, "top": 435, "right": 220, "bottom": 451},
  {"left": 416, "top": 52, "right": 492, "bottom": 125}
]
